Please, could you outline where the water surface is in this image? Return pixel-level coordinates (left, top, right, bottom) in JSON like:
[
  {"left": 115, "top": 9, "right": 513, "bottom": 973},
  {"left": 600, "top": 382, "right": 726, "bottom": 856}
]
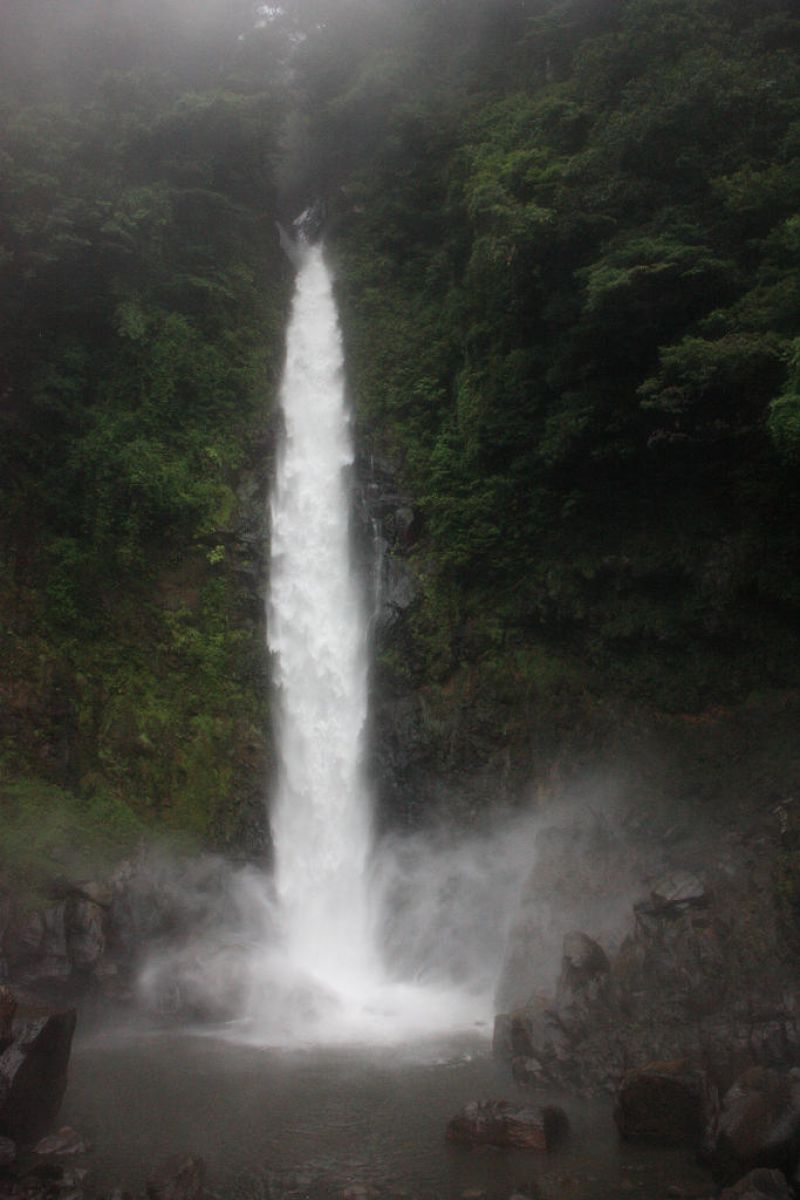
[{"left": 62, "top": 1027, "right": 711, "bottom": 1200}]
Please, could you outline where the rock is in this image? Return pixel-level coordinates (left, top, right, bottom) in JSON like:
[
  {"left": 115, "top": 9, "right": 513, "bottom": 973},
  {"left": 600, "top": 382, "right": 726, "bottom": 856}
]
[
  {"left": 0, "top": 990, "right": 16, "bottom": 1050},
  {"left": 649, "top": 872, "right": 708, "bottom": 910},
  {"left": 493, "top": 1011, "right": 537, "bottom": 1059},
  {"left": 445, "top": 1100, "right": 569, "bottom": 1150},
  {"left": 556, "top": 933, "right": 611, "bottom": 1024},
  {"left": 0, "top": 1136, "right": 15, "bottom": 1167},
  {"left": 34, "top": 1126, "right": 90, "bottom": 1156},
  {"left": 560, "top": 932, "right": 610, "bottom": 983},
  {"left": 4, "top": 910, "right": 44, "bottom": 966},
  {"left": 708, "top": 1068, "right": 800, "bottom": 1186},
  {"left": 720, "top": 1169, "right": 793, "bottom": 1200},
  {"left": 614, "top": 1060, "right": 717, "bottom": 1146},
  {"left": 146, "top": 1155, "right": 208, "bottom": 1200},
  {"left": 66, "top": 901, "right": 105, "bottom": 969},
  {"left": 73, "top": 882, "right": 113, "bottom": 909},
  {"left": 0, "top": 1007, "right": 77, "bottom": 1141}
]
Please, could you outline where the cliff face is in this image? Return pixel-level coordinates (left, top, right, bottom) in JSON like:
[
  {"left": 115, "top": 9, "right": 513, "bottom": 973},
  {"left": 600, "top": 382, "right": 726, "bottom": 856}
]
[{"left": 358, "top": 439, "right": 800, "bottom": 1052}]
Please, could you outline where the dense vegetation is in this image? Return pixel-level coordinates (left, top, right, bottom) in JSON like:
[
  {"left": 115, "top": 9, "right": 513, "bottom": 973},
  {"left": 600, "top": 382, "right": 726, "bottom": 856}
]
[
  {"left": 291, "top": 0, "right": 800, "bottom": 711},
  {"left": 2, "top": 0, "right": 800, "bottom": 883},
  {"left": 0, "top": 0, "right": 289, "bottom": 877}
]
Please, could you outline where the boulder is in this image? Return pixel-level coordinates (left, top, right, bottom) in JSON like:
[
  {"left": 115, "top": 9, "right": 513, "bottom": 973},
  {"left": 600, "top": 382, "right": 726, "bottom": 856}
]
[
  {"left": 720, "top": 1168, "right": 793, "bottom": 1200},
  {"left": 708, "top": 1068, "right": 800, "bottom": 1185},
  {"left": 0, "top": 1006, "right": 77, "bottom": 1142},
  {"left": 614, "top": 1060, "right": 717, "bottom": 1146},
  {"left": 34, "top": 1126, "right": 90, "bottom": 1156},
  {"left": 555, "top": 933, "right": 611, "bottom": 1031},
  {"left": 649, "top": 872, "right": 708, "bottom": 910},
  {"left": 445, "top": 1100, "right": 569, "bottom": 1150},
  {"left": 146, "top": 1155, "right": 208, "bottom": 1200}
]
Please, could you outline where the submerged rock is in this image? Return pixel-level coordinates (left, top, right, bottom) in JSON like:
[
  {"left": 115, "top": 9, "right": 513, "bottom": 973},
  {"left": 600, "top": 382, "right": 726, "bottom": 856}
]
[
  {"left": 446, "top": 1100, "right": 569, "bottom": 1150},
  {"left": 720, "top": 1168, "right": 793, "bottom": 1200},
  {"left": 0, "top": 1005, "right": 77, "bottom": 1142},
  {"left": 146, "top": 1155, "right": 208, "bottom": 1200},
  {"left": 614, "top": 1060, "right": 717, "bottom": 1146}
]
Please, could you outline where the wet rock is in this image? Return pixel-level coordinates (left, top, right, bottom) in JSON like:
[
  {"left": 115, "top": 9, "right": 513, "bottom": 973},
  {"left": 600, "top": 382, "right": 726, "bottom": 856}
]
[
  {"left": 495, "top": 815, "right": 651, "bottom": 1015},
  {"left": 708, "top": 1068, "right": 800, "bottom": 1185},
  {"left": 559, "top": 933, "right": 610, "bottom": 989},
  {"left": 614, "top": 1060, "right": 717, "bottom": 1145},
  {"left": 34, "top": 1128, "right": 90, "bottom": 1156},
  {"left": 445, "top": 1100, "right": 569, "bottom": 1150},
  {"left": 72, "top": 883, "right": 112, "bottom": 910},
  {"left": 0, "top": 1007, "right": 77, "bottom": 1141},
  {"left": 66, "top": 902, "right": 105, "bottom": 970},
  {"left": 0, "top": 1136, "right": 15, "bottom": 1167},
  {"left": 0, "top": 991, "right": 16, "bottom": 1051},
  {"left": 649, "top": 872, "right": 708, "bottom": 911},
  {"left": 5, "top": 907, "right": 72, "bottom": 991},
  {"left": 146, "top": 1155, "right": 208, "bottom": 1200},
  {"left": 556, "top": 933, "right": 611, "bottom": 1030},
  {"left": 720, "top": 1168, "right": 793, "bottom": 1200},
  {"left": 4, "top": 911, "right": 45, "bottom": 968},
  {"left": 493, "top": 1011, "right": 537, "bottom": 1060}
]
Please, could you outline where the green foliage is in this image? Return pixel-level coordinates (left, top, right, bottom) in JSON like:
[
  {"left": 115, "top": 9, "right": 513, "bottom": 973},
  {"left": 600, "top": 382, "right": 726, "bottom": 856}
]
[
  {"left": 769, "top": 339, "right": 800, "bottom": 462},
  {"left": 0, "top": 3, "right": 286, "bottom": 854},
  {"left": 0, "top": 776, "right": 144, "bottom": 900},
  {"left": 322, "top": 0, "right": 800, "bottom": 710}
]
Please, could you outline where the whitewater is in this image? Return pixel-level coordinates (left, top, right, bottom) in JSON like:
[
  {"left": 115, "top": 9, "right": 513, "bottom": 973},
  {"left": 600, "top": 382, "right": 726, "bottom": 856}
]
[{"left": 250, "top": 237, "right": 489, "bottom": 1043}]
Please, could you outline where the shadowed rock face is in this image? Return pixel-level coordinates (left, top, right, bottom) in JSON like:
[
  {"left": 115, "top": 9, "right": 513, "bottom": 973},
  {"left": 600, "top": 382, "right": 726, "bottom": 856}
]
[
  {"left": 720, "top": 1168, "right": 794, "bottom": 1200},
  {"left": 614, "top": 1059, "right": 718, "bottom": 1146},
  {"left": 0, "top": 1007, "right": 77, "bottom": 1143}
]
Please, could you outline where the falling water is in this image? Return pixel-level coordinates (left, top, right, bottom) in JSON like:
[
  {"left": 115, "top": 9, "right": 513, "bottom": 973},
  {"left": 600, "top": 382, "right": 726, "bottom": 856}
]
[
  {"left": 268, "top": 236, "right": 374, "bottom": 989},
  {"left": 135, "top": 231, "right": 598, "bottom": 1045},
  {"left": 246, "top": 233, "right": 493, "bottom": 1043}
]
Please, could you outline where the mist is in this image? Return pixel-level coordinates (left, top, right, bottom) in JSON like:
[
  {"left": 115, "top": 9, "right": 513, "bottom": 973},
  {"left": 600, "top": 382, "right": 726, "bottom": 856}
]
[{"left": 134, "top": 785, "right": 658, "bottom": 1046}]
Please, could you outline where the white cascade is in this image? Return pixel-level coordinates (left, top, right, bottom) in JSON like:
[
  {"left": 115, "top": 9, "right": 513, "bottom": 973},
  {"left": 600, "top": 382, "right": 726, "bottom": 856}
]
[
  {"left": 269, "top": 240, "right": 375, "bottom": 989},
  {"left": 244, "top": 236, "right": 494, "bottom": 1044}
]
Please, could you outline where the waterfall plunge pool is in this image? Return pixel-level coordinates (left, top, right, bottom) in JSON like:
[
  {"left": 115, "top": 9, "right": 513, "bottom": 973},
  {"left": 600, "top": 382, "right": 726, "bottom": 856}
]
[{"left": 61, "top": 1024, "right": 711, "bottom": 1200}]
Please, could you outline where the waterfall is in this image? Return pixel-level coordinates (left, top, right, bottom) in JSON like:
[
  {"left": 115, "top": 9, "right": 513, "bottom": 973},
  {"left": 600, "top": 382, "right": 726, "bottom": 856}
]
[
  {"left": 235, "top": 233, "right": 502, "bottom": 1045},
  {"left": 268, "top": 239, "right": 375, "bottom": 989},
  {"left": 137, "top": 233, "right": 560, "bottom": 1044}
]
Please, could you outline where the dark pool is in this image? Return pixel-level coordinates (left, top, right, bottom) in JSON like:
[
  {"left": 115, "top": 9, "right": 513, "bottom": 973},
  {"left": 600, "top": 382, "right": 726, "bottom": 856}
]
[{"left": 61, "top": 1026, "right": 711, "bottom": 1200}]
